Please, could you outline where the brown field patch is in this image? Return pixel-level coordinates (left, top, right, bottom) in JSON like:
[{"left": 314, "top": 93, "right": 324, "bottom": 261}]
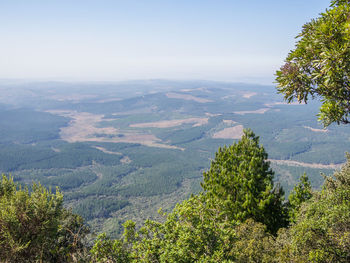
[
  {"left": 130, "top": 117, "right": 209, "bottom": 128},
  {"left": 205, "top": 112, "right": 221, "bottom": 117},
  {"left": 212, "top": 125, "right": 244, "bottom": 139},
  {"left": 50, "top": 94, "right": 97, "bottom": 102},
  {"left": 47, "top": 110, "right": 183, "bottom": 150},
  {"left": 264, "top": 101, "right": 305, "bottom": 107},
  {"left": 303, "top": 126, "right": 328, "bottom": 133},
  {"left": 233, "top": 108, "right": 270, "bottom": 115},
  {"left": 96, "top": 98, "right": 122, "bottom": 103},
  {"left": 223, "top": 120, "right": 237, "bottom": 125},
  {"left": 269, "top": 159, "right": 343, "bottom": 169},
  {"left": 242, "top": 92, "right": 257, "bottom": 98},
  {"left": 166, "top": 92, "right": 212, "bottom": 103}
]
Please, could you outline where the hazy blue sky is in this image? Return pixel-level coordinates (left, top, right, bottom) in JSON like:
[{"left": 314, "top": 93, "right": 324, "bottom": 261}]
[{"left": 0, "top": 0, "right": 331, "bottom": 84}]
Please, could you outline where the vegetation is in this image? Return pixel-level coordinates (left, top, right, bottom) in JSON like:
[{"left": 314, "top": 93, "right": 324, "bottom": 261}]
[
  {"left": 0, "top": 108, "right": 68, "bottom": 144},
  {"left": 74, "top": 197, "right": 129, "bottom": 221},
  {"left": 201, "top": 129, "right": 287, "bottom": 234},
  {"left": 89, "top": 130, "right": 286, "bottom": 262},
  {"left": 0, "top": 175, "right": 88, "bottom": 262},
  {"left": 1, "top": 126, "right": 349, "bottom": 262},
  {"left": 1, "top": 79, "right": 349, "bottom": 235},
  {"left": 277, "top": 155, "right": 350, "bottom": 262},
  {"left": 88, "top": 130, "right": 350, "bottom": 262},
  {"left": 286, "top": 173, "right": 313, "bottom": 223},
  {"left": 1, "top": 1, "right": 350, "bottom": 261},
  {"left": 276, "top": 0, "right": 350, "bottom": 126}
]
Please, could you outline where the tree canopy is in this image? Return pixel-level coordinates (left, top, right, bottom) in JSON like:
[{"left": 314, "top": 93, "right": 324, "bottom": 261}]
[
  {"left": 90, "top": 151, "right": 350, "bottom": 263},
  {"left": 90, "top": 129, "right": 288, "bottom": 262},
  {"left": 0, "top": 175, "right": 89, "bottom": 262},
  {"left": 286, "top": 173, "right": 313, "bottom": 223},
  {"left": 201, "top": 129, "right": 287, "bottom": 233},
  {"left": 278, "top": 155, "right": 350, "bottom": 262},
  {"left": 2, "top": 128, "right": 350, "bottom": 262},
  {"left": 276, "top": 0, "right": 350, "bottom": 126}
]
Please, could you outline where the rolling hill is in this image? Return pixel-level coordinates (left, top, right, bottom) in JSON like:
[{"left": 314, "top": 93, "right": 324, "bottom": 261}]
[{"left": 0, "top": 80, "right": 348, "bottom": 237}]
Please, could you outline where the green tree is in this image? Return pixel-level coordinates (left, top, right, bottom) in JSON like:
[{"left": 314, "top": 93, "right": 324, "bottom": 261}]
[
  {"left": 276, "top": 0, "right": 350, "bottom": 126},
  {"left": 232, "top": 219, "right": 277, "bottom": 263},
  {"left": 201, "top": 129, "right": 287, "bottom": 234},
  {"left": 91, "top": 195, "right": 279, "bottom": 263},
  {"left": 91, "top": 129, "right": 288, "bottom": 262},
  {"left": 287, "top": 173, "right": 313, "bottom": 223},
  {"left": 0, "top": 175, "right": 89, "bottom": 262},
  {"left": 90, "top": 232, "right": 131, "bottom": 263},
  {"left": 277, "top": 156, "right": 350, "bottom": 262}
]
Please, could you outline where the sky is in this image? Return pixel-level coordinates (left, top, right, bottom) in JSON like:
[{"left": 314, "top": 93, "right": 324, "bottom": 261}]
[{"left": 0, "top": 0, "right": 331, "bottom": 84}]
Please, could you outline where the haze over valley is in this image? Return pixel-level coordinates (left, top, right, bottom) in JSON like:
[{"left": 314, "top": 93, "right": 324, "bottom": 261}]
[
  {"left": 3, "top": 1, "right": 350, "bottom": 261},
  {"left": 0, "top": 79, "right": 347, "bottom": 236}
]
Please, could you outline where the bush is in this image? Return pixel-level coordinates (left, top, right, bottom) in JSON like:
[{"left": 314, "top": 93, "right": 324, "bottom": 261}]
[{"left": 0, "top": 175, "right": 89, "bottom": 262}]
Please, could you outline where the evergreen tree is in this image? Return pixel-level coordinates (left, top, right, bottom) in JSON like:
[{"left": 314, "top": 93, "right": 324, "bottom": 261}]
[
  {"left": 90, "top": 129, "right": 288, "bottom": 262},
  {"left": 201, "top": 129, "right": 287, "bottom": 233},
  {"left": 287, "top": 173, "right": 313, "bottom": 223}
]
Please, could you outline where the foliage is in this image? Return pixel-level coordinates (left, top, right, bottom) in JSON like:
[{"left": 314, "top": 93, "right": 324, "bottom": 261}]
[
  {"left": 73, "top": 197, "right": 129, "bottom": 220},
  {"left": 90, "top": 232, "right": 130, "bottom": 263},
  {"left": 90, "top": 129, "right": 290, "bottom": 262},
  {"left": 278, "top": 155, "right": 350, "bottom": 262},
  {"left": 88, "top": 130, "right": 350, "bottom": 262},
  {"left": 134, "top": 195, "right": 238, "bottom": 262},
  {"left": 201, "top": 129, "right": 287, "bottom": 233},
  {"left": 2, "top": 80, "right": 350, "bottom": 261},
  {"left": 90, "top": 197, "right": 278, "bottom": 263},
  {"left": 287, "top": 173, "right": 313, "bottom": 223},
  {"left": 276, "top": 0, "right": 350, "bottom": 126},
  {"left": 56, "top": 209, "right": 91, "bottom": 262},
  {"left": 0, "top": 175, "right": 88, "bottom": 262},
  {"left": 3, "top": 82, "right": 350, "bottom": 233},
  {"left": 2, "top": 126, "right": 350, "bottom": 262},
  {"left": 231, "top": 219, "right": 277, "bottom": 263}
]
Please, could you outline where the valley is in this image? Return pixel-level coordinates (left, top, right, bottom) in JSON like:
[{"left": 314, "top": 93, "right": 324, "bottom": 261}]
[{"left": 0, "top": 80, "right": 348, "bottom": 237}]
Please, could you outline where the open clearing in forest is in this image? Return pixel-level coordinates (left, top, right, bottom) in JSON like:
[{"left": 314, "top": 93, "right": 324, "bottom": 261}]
[
  {"left": 166, "top": 92, "right": 212, "bottom": 103},
  {"left": 269, "top": 159, "right": 343, "bottom": 169},
  {"left": 212, "top": 125, "right": 244, "bottom": 139},
  {"left": 264, "top": 101, "right": 304, "bottom": 107},
  {"left": 303, "top": 126, "right": 328, "bottom": 133},
  {"left": 242, "top": 92, "right": 257, "bottom": 98},
  {"left": 50, "top": 94, "right": 97, "bottom": 102},
  {"left": 130, "top": 117, "right": 209, "bottom": 128},
  {"left": 47, "top": 110, "right": 182, "bottom": 150},
  {"left": 233, "top": 108, "right": 270, "bottom": 115}
]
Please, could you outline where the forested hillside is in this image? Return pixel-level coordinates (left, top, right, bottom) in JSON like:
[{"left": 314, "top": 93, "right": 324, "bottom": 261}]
[
  {"left": 0, "top": 79, "right": 348, "bottom": 237},
  {"left": 1, "top": 130, "right": 349, "bottom": 262},
  {"left": 1, "top": 0, "right": 350, "bottom": 261}
]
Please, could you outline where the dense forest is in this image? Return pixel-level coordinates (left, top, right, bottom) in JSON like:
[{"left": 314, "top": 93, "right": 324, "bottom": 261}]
[
  {"left": 1, "top": 0, "right": 350, "bottom": 262},
  {"left": 1, "top": 129, "right": 349, "bottom": 262}
]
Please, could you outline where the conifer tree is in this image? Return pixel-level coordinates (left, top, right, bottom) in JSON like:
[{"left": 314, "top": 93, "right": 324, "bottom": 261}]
[
  {"left": 287, "top": 173, "right": 313, "bottom": 223},
  {"left": 201, "top": 129, "right": 287, "bottom": 233}
]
